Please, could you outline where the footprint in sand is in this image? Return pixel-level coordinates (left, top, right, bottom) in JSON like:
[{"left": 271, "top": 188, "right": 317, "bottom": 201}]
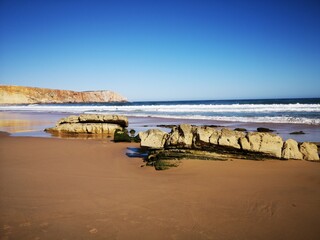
[
  {"left": 19, "top": 222, "right": 31, "bottom": 227},
  {"left": 39, "top": 222, "right": 49, "bottom": 227},
  {"left": 3, "top": 225, "right": 11, "bottom": 231},
  {"left": 89, "top": 228, "right": 98, "bottom": 234}
]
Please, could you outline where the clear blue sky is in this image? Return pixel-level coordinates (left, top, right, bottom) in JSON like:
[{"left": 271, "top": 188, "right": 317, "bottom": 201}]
[{"left": 1, "top": 0, "right": 319, "bottom": 101}]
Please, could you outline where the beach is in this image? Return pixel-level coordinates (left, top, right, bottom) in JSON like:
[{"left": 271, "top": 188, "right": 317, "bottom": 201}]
[{"left": 1, "top": 133, "right": 320, "bottom": 239}]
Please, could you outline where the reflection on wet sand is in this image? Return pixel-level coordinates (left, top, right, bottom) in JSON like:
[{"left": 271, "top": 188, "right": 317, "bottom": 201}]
[
  {"left": 47, "top": 131, "right": 113, "bottom": 140},
  {"left": 0, "top": 119, "right": 48, "bottom": 133}
]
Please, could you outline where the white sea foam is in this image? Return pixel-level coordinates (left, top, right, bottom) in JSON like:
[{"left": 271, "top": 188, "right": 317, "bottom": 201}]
[
  {"left": 0, "top": 103, "right": 319, "bottom": 113},
  {"left": 0, "top": 103, "right": 319, "bottom": 125}
]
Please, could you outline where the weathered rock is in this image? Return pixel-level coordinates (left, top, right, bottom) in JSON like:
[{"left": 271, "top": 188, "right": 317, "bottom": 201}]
[
  {"left": 259, "top": 133, "right": 283, "bottom": 158},
  {"left": 299, "top": 142, "right": 319, "bottom": 161},
  {"left": 282, "top": 139, "right": 303, "bottom": 160},
  {"left": 57, "top": 114, "right": 128, "bottom": 128},
  {"left": 241, "top": 132, "right": 283, "bottom": 158},
  {"left": 57, "top": 115, "right": 80, "bottom": 125},
  {"left": 46, "top": 123, "right": 122, "bottom": 134},
  {"left": 239, "top": 137, "right": 251, "bottom": 151},
  {"left": 45, "top": 114, "right": 127, "bottom": 136},
  {"left": 79, "top": 114, "right": 128, "bottom": 127},
  {"left": 139, "top": 129, "right": 168, "bottom": 149},
  {"left": 218, "top": 128, "right": 245, "bottom": 149},
  {"left": 194, "top": 126, "right": 220, "bottom": 146},
  {"left": 0, "top": 85, "right": 127, "bottom": 104},
  {"left": 141, "top": 125, "right": 320, "bottom": 170},
  {"left": 166, "top": 124, "right": 194, "bottom": 148},
  {"left": 243, "top": 132, "right": 259, "bottom": 151}
]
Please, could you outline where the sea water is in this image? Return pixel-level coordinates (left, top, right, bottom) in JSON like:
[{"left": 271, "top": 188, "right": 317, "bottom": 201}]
[
  {"left": 0, "top": 98, "right": 319, "bottom": 142},
  {"left": 1, "top": 98, "right": 319, "bottom": 125}
]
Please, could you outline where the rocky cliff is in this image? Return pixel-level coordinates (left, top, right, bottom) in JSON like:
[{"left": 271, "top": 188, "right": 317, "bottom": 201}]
[{"left": 0, "top": 85, "right": 127, "bottom": 104}]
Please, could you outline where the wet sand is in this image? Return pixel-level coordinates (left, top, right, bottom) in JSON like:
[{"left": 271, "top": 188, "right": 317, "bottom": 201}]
[
  {"left": 1, "top": 111, "right": 320, "bottom": 142},
  {"left": 1, "top": 135, "right": 320, "bottom": 239}
]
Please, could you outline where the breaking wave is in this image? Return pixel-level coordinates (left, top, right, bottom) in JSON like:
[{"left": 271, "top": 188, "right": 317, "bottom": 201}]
[{"left": 1, "top": 102, "right": 319, "bottom": 125}]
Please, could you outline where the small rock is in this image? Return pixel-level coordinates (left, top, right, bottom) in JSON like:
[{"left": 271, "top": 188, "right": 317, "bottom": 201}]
[
  {"left": 234, "top": 128, "right": 247, "bottom": 132},
  {"left": 257, "top": 127, "right": 274, "bottom": 133},
  {"left": 290, "top": 131, "right": 305, "bottom": 135}
]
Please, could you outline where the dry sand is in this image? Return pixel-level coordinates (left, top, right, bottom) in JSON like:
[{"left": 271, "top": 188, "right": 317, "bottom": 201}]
[{"left": 1, "top": 135, "right": 320, "bottom": 240}]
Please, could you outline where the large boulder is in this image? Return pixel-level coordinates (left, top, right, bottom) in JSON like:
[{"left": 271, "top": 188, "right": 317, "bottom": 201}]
[
  {"left": 166, "top": 124, "right": 194, "bottom": 148},
  {"left": 139, "top": 129, "right": 168, "bottom": 149},
  {"left": 218, "top": 128, "right": 245, "bottom": 149},
  {"left": 299, "top": 142, "right": 319, "bottom": 161},
  {"left": 45, "top": 114, "right": 127, "bottom": 136},
  {"left": 282, "top": 139, "right": 303, "bottom": 160},
  {"left": 240, "top": 132, "right": 283, "bottom": 158}
]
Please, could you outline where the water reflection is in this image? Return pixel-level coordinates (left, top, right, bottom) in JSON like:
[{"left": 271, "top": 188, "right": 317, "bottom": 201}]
[{"left": 46, "top": 131, "right": 113, "bottom": 139}]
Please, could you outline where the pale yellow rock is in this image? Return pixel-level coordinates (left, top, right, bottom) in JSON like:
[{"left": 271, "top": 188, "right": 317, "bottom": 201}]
[
  {"left": 244, "top": 132, "right": 283, "bottom": 158},
  {"left": 79, "top": 114, "right": 128, "bottom": 127},
  {"left": 247, "top": 132, "right": 262, "bottom": 152},
  {"left": 57, "top": 115, "right": 80, "bottom": 125},
  {"left": 259, "top": 133, "right": 283, "bottom": 158},
  {"left": 139, "top": 129, "right": 168, "bottom": 149},
  {"left": 300, "top": 142, "right": 319, "bottom": 161},
  {"left": 166, "top": 124, "right": 194, "bottom": 148},
  {"left": 45, "top": 114, "right": 125, "bottom": 136},
  {"left": 218, "top": 128, "right": 245, "bottom": 149},
  {"left": 194, "top": 126, "right": 216, "bottom": 144},
  {"left": 209, "top": 129, "right": 221, "bottom": 145},
  {"left": 282, "top": 139, "right": 303, "bottom": 160},
  {"left": 240, "top": 137, "right": 251, "bottom": 151},
  {"left": 55, "top": 123, "right": 121, "bottom": 134}
]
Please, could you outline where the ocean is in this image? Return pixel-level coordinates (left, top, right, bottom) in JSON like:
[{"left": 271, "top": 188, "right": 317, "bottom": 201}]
[
  {"left": 0, "top": 98, "right": 320, "bottom": 141},
  {"left": 1, "top": 98, "right": 319, "bottom": 125}
]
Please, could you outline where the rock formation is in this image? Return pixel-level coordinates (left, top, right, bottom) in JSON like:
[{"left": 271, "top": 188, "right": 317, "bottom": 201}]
[
  {"left": 139, "top": 129, "right": 168, "bottom": 149},
  {"left": 0, "top": 85, "right": 127, "bottom": 104},
  {"left": 300, "top": 142, "right": 320, "bottom": 161},
  {"left": 282, "top": 139, "right": 303, "bottom": 160},
  {"left": 45, "top": 114, "right": 128, "bottom": 136},
  {"left": 139, "top": 124, "right": 319, "bottom": 161}
]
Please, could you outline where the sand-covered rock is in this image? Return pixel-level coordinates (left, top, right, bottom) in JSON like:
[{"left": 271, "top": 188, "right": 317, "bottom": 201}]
[
  {"left": 45, "top": 114, "right": 127, "bottom": 136},
  {"left": 300, "top": 142, "right": 320, "bottom": 161},
  {"left": 139, "top": 129, "right": 168, "bottom": 149},
  {"left": 282, "top": 139, "right": 303, "bottom": 160}
]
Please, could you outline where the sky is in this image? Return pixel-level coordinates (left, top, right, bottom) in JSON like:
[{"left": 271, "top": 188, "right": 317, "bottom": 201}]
[{"left": 0, "top": 0, "right": 319, "bottom": 101}]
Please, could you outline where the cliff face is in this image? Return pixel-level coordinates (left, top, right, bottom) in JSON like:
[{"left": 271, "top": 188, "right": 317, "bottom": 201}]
[{"left": 0, "top": 85, "right": 127, "bottom": 104}]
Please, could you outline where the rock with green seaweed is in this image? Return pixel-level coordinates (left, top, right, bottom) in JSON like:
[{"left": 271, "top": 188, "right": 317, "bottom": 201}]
[{"left": 114, "top": 129, "right": 141, "bottom": 143}]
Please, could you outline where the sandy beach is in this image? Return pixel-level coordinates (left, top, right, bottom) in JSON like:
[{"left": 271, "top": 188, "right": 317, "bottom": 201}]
[{"left": 1, "top": 134, "right": 320, "bottom": 240}]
